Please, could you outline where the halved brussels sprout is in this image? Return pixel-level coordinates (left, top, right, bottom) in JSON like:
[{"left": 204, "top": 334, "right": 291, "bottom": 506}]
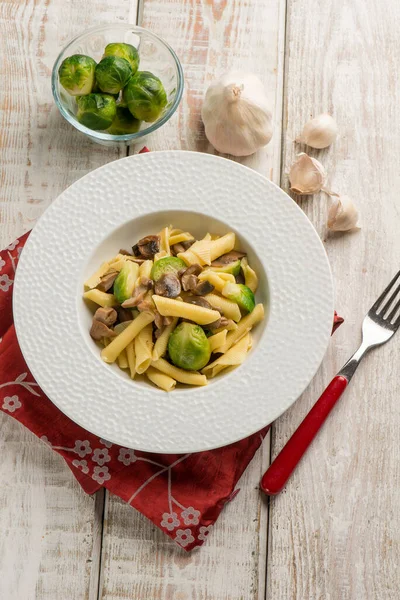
[
  {"left": 168, "top": 322, "right": 211, "bottom": 371},
  {"left": 95, "top": 56, "right": 133, "bottom": 94},
  {"left": 104, "top": 43, "right": 140, "bottom": 74},
  {"left": 209, "top": 259, "right": 241, "bottom": 276},
  {"left": 113, "top": 262, "right": 139, "bottom": 304},
  {"left": 58, "top": 54, "right": 96, "bottom": 96},
  {"left": 222, "top": 282, "right": 255, "bottom": 313},
  {"left": 123, "top": 71, "right": 168, "bottom": 122},
  {"left": 107, "top": 106, "right": 141, "bottom": 135},
  {"left": 76, "top": 94, "right": 117, "bottom": 130},
  {"left": 150, "top": 256, "right": 187, "bottom": 281}
]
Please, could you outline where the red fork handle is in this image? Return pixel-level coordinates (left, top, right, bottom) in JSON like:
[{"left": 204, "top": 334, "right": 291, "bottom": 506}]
[{"left": 260, "top": 375, "right": 348, "bottom": 495}]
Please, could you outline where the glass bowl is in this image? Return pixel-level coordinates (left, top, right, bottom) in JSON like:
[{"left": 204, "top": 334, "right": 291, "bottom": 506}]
[{"left": 51, "top": 24, "right": 184, "bottom": 147}]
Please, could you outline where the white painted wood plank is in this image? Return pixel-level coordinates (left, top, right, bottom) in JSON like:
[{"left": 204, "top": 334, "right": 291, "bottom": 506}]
[
  {"left": 0, "top": 1, "right": 136, "bottom": 598},
  {"left": 267, "top": 1, "right": 400, "bottom": 598},
  {"left": 100, "top": 0, "right": 286, "bottom": 597}
]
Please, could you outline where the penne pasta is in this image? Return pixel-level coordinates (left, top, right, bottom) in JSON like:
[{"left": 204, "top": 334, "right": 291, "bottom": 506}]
[
  {"left": 217, "top": 303, "right": 264, "bottom": 354},
  {"left": 84, "top": 262, "right": 110, "bottom": 289},
  {"left": 214, "top": 272, "right": 235, "bottom": 282},
  {"left": 169, "top": 228, "right": 184, "bottom": 236},
  {"left": 208, "top": 329, "right": 227, "bottom": 352},
  {"left": 139, "top": 260, "right": 153, "bottom": 280},
  {"left": 168, "top": 232, "right": 195, "bottom": 246},
  {"left": 117, "top": 348, "right": 129, "bottom": 369},
  {"left": 202, "top": 333, "right": 252, "bottom": 377},
  {"left": 209, "top": 232, "right": 235, "bottom": 261},
  {"left": 84, "top": 289, "right": 118, "bottom": 308},
  {"left": 135, "top": 323, "right": 154, "bottom": 374},
  {"left": 212, "top": 320, "right": 238, "bottom": 333},
  {"left": 241, "top": 257, "right": 258, "bottom": 293},
  {"left": 146, "top": 367, "right": 176, "bottom": 392},
  {"left": 159, "top": 226, "right": 171, "bottom": 256},
  {"left": 101, "top": 311, "right": 155, "bottom": 364},
  {"left": 152, "top": 317, "right": 178, "bottom": 360},
  {"left": 198, "top": 271, "right": 232, "bottom": 293},
  {"left": 153, "top": 295, "right": 220, "bottom": 325},
  {"left": 204, "top": 293, "right": 241, "bottom": 322},
  {"left": 126, "top": 342, "right": 136, "bottom": 379},
  {"left": 152, "top": 358, "right": 208, "bottom": 386}
]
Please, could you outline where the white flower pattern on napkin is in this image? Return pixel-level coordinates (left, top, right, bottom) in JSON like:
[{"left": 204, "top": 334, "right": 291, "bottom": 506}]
[
  {"left": 73, "top": 440, "right": 92, "bottom": 457},
  {"left": 161, "top": 512, "right": 180, "bottom": 531},
  {"left": 99, "top": 438, "right": 113, "bottom": 448},
  {"left": 6, "top": 240, "right": 19, "bottom": 251},
  {"left": 92, "top": 466, "right": 111, "bottom": 484},
  {"left": 198, "top": 525, "right": 213, "bottom": 541},
  {"left": 0, "top": 257, "right": 5, "bottom": 271},
  {"left": 0, "top": 274, "right": 12, "bottom": 293},
  {"left": 118, "top": 448, "right": 137, "bottom": 466},
  {"left": 92, "top": 448, "right": 111, "bottom": 466},
  {"left": 2, "top": 395, "right": 22, "bottom": 413},
  {"left": 72, "top": 459, "right": 89, "bottom": 474},
  {"left": 181, "top": 506, "right": 200, "bottom": 526},
  {"left": 174, "top": 529, "right": 195, "bottom": 548}
]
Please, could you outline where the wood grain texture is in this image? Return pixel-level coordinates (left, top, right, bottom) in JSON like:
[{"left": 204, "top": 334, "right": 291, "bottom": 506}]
[
  {"left": 268, "top": 0, "right": 400, "bottom": 598},
  {"left": 100, "top": 0, "right": 286, "bottom": 598},
  {"left": 0, "top": 1, "right": 135, "bottom": 599}
]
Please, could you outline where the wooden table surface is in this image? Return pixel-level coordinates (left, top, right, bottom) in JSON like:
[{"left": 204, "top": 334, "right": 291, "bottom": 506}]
[{"left": 1, "top": 1, "right": 399, "bottom": 598}]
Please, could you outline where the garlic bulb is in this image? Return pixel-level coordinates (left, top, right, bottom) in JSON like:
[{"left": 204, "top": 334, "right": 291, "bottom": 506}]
[
  {"left": 201, "top": 71, "right": 273, "bottom": 156},
  {"left": 296, "top": 114, "right": 338, "bottom": 149},
  {"left": 327, "top": 195, "right": 360, "bottom": 231},
  {"left": 289, "top": 153, "right": 327, "bottom": 194}
]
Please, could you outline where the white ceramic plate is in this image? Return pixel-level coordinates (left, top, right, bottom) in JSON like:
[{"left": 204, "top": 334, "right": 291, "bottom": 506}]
[{"left": 14, "top": 151, "right": 333, "bottom": 453}]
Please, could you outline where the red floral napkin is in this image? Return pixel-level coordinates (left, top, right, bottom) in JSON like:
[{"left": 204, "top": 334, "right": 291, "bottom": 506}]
[{"left": 0, "top": 200, "right": 343, "bottom": 552}]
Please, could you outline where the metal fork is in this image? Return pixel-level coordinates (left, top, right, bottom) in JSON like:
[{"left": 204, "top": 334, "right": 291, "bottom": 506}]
[{"left": 261, "top": 270, "right": 400, "bottom": 496}]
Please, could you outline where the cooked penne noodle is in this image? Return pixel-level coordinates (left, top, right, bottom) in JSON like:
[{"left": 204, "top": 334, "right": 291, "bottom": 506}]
[
  {"left": 168, "top": 232, "right": 195, "bottom": 246},
  {"left": 109, "top": 254, "right": 141, "bottom": 272},
  {"left": 153, "top": 295, "right": 220, "bottom": 325},
  {"left": 198, "top": 271, "right": 232, "bottom": 293},
  {"left": 135, "top": 323, "right": 154, "bottom": 374},
  {"left": 152, "top": 358, "right": 208, "bottom": 386},
  {"left": 117, "top": 348, "right": 129, "bottom": 369},
  {"left": 209, "top": 232, "right": 235, "bottom": 261},
  {"left": 146, "top": 367, "right": 177, "bottom": 392},
  {"left": 126, "top": 342, "right": 136, "bottom": 379},
  {"left": 213, "top": 272, "right": 236, "bottom": 282},
  {"left": 208, "top": 329, "right": 227, "bottom": 352},
  {"left": 241, "top": 257, "right": 258, "bottom": 293},
  {"left": 84, "top": 289, "right": 118, "bottom": 308},
  {"left": 159, "top": 226, "right": 171, "bottom": 255},
  {"left": 177, "top": 249, "right": 201, "bottom": 266},
  {"left": 101, "top": 312, "right": 155, "bottom": 364},
  {"left": 212, "top": 320, "right": 238, "bottom": 333},
  {"left": 202, "top": 333, "right": 252, "bottom": 377},
  {"left": 84, "top": 262, "right": 111, "bottom": 289},
  {"left": 139, "top": 260, "right": 153, "bottom": 280},
  {"left": 204, "top": 293, "right": 241, "bottom": 322},
  {"left": 152, "top": 318, "right": 178, "bottom": 360},
  {"left": 217, "top": 303, "right": 264, "bottom": 354},
  {"left": 169, "top": 228, "right": 184, "bottom": 236}
]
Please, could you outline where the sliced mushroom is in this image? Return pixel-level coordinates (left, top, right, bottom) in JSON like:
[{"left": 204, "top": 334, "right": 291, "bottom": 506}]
[
  {"left": 117, "top": 306, "right": 134, "bottom": 323},
  {"left": 208, "top": 316, "right": 230, "bottom": 331},
  {"left": 119, "top": 248, "right": 133, "bottom": 256},
  {"left": 96, "top": 270, "right": 118, "bottom": 292},
  {"left": 132, "top": 235, "right": 160, "bottom": 259},
  {"left": 154, "top": 273, "right": 181, "bottom": 298},
  {"left": 211, "top": 250, "right": 247, "bottom": 267},
  {"left": 121, "top": 277, "right": 153, "bottom": 308},
  {"left": 171, "top": 240, "right": 194, "bottom": 256},
  {"left": 90, "top": 319, "right": 117, "bottom": 341},
  {"left": 154, "top": 310, "right": 164, "bottom": 330},
  {"left": 185, "top": 295, "right": 213, "bottom": 310},
  {"left": 180, "top": 264, "right": 202, "bottom": 291},
  {"left": 93, "top": 307, "right": 118, "bottom": 327},
  {"left": 235, "top": 272, "right": 245, "bottom": 285},
  {"left": 193, "top": 280, "right": 214, "bottom": 296}
]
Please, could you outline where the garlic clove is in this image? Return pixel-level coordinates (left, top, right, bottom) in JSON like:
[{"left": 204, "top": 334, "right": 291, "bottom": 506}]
[
  {"left": 327, "top": 195, "right": 360, "bottom": 232},
  {"left": 296, "top": 114, "right": 338, "bottom": 149},
  {"left": 289, "top": 153, "right": 327, "bottom": 195}
]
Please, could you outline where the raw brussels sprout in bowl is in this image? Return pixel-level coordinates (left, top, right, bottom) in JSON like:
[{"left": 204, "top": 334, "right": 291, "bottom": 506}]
[{"left": 52, "top": 24, "right": 183, "bottom": 147}]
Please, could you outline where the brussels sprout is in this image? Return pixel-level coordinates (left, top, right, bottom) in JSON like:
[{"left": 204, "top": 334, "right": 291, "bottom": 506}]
[
  {"left": 58, "top": 54, "right": 96, "bottom": 96},
  {"left": 95, "top": 56, "right": 133, "bottom": 94},
  {"left": 150, "top": 256, "right": 187, "bottom": 281},
  {"left": 104, "top": 43, "right": 140, "bottom": 74},
  {"left": 222, "top": 282, "right": 255, "bottom": 313},
  {"left": 113, "top": 262, "right": 138, "bottom": 304},
  {"left": 168, "top": 322, "right": 211, "bottom": 371},
  {"left": 92, "top": 79, "right": 120, "bottom": 99},
  {"left": 209, "top": 259, "right": 242, "bottom": 276},
  {"left": 123, "top": 71, "right": 168, "bottom": 122},
  {"left": 107, "top": 106, "right": 141, "bottom": 135},
  {"left": 76, "top": 94, "right": 116, "bottom": 130}
]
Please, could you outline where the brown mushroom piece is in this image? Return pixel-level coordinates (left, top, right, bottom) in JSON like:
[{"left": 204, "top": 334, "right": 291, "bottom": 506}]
[
  {"left": 93, "top": 307, "right": 118, "bottom": 327},
  {"left": 193, "top": 280, "right": 214, "bottom": 296},
  {"left": 132, "top": 235, "right": 160, "bottom": 259},
  {"left": 117, "top": 306, "right": 134, "bottom": 323},
  {"left": 90, "top": 319, "right": 117, "bottom": 341},
  {"left": 154, "top": 310, "right": 164, "bottom": 330},
  {"left": 171, "top": 240, "right": 194, "bottom": 256},
  {"left": 119, "top": 248, "right": 133, "bottom": 256},
  {"left": 208, "top": 316, "right": 230, "bottom": 331},
  {"left": 185, "top": 295, "right": 213, "bottom": 310},
  {"left": 154, "top": 273, "right": 181, "bottom": 298},
  {"left": 121, "top": 277, "right": 153, "bottom": 308},
  {"left": 210, "top": 250, "right": 247, "bottom": 267},
  {"left": 180, "top": 264, "right": 202, "bottom": 292},
  {"left": 96, "top": 270, "right": 118, "bottom": 292}
]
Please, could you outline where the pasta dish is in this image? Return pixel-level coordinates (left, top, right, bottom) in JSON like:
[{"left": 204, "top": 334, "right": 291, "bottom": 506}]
[{"left": 83, "top": 226, "right": 264, "bottom": 391}]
